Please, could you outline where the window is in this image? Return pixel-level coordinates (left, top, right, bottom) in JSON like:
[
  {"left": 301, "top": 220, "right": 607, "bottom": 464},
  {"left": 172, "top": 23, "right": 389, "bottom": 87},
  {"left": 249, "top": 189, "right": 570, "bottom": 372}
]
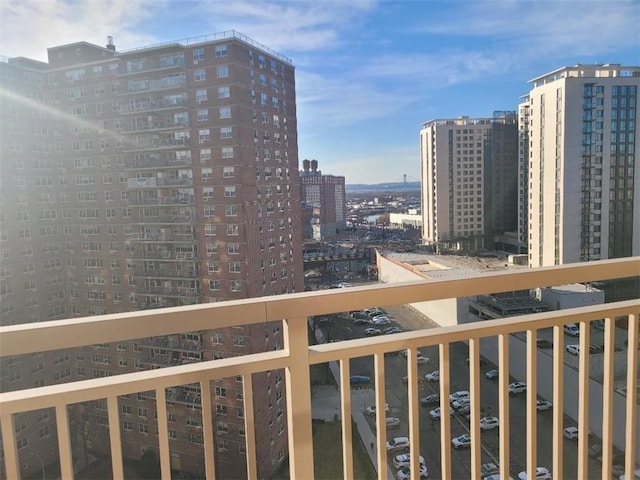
[
  {"left": 199, "top": 129, "right": 211, "bottom": 141},
  {"left": 217, "top": 65, "right": 229, "bottom": 78},
  {"left": 227, "top": 224, "right": 239, "bottom": 236},
  {"left": 219, "top": 106, "right": 231, "bottom": 119},
  {"left": 222, "top": 147, "right": 233, "bottom": 158},
  {"left": 224, "top": 186, "right": 236, "bottom": 197},
  {"left": 194, "top": 69, "right": 206, "bottom": 82},
  {"left": 230, "top": 262, "right": 241, "bottom": 273},
  {"left": 197, "top": 109, "right": 209, "bottom": 122},
  {"left": 202, "top": 187, "right": 214, "bottom": 200},
  {"left": 225, "top": 205, "right": 238, "bottom": 216},
  {"left": 205, "top": 224, "right": 217, "bottom": 236},
  {"left": 228, "top": 243, "right": 240, "bottom": 254},
  {"left": 201, "top": 168, "right": 213, "bottom": 180},
  {"left": 231, "top": 280, "right": 242, "bottom": 292},
  {"left": 218, "top": 86, "right": 230, "bottom": 98},
  {"left": 208, "top": 261, "right": 219, "bottom": 272},
  {"left": 220, "top": 126, "right": 233, "bottom": 139},
  {"left": 200, "top": 148, "right": 212, "bottom": 161},
  {"left": 223, "top": 166, "right": 235, "bottom": 178},
  {"left": 196, "top": 89, "right": 208, "bottom": 103},
  {"left": 193, "top": 48, "right": 204, "bottom": 61},
  {"left": 215, "top": 45, "right": 227, "bottom": 57}
]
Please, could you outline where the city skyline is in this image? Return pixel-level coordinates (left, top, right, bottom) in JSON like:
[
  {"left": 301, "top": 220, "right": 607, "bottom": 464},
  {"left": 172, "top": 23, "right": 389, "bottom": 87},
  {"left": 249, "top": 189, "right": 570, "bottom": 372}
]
[{"left": 1, "top": 0, "right": 638, "bottom": 184}]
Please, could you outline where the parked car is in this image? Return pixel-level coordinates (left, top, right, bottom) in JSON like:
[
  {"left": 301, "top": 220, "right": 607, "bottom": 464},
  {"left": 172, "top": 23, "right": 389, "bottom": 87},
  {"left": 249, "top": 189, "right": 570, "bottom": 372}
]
[
  {"left": 563, "top": 426, "right": 579, "bottom": 440},
  {"left": 449, "top": 391, "right": 470, "bottom": 403},
  {"left": 536, "top": 338, "right": 554, "bottom": 349},
  {"left": 386, "top": 417, "right": 400, "bottom": 430},
  {"left": 392, "top": 453, "right": 425, "bottom": 469},
  {"left": 508, "top": 382, "right": 527, "bottom": 395},
  {"left": 354, "top": 318, "right": 370, "bottom": 326},
  {"left": 420, "top": 394, "right": 439, "bottom": 406},
  {"left": 452, "top": 398, "right": 471, "bottom": 410},
  {"left": 536, "top": 400, "right": 553, "bottom": 411},
  {"left": 384, "top": 326, "right": 403, "bottom": 334},
  {"left": 365, "top": 403, "right": 389, "bottom": 416},
  {"left": 386, "top": 436, "right": 411, "bottom": 452},
  {"left": 351, "top": 311, "right": 369, "bottom": 320},
  {"left": 481, "top": 462, "right": 499, "bottom": 477},
  {"left": 451, "top": 434, "right": 472, "bottom": 449},
  {"left": 364, "top": 328, "right": 382, "bottom": 336},
  {"left": 618, "top": 467, "right": 640, "bottom": 480},
  {"left": 566, "top": 344, "right": 580, "bottom": 355},
  {"left": 479, "top": 416, "right": 500, "bottom": 430},
  {"left": 372, "top": 316, "right": 391, "bottom": 326},
  {"left": 485, "top": 369, "right": 499, "bottom": 379},
  {"left": 564, "top": 323, "right": 580, "bottom": 336},
  {"left": 416, "top": 354, "right": 430, "bottom": 364},
  {"left": 349, "top": 375, "right": 370, "bottom": 385},
  {"left": 428, "top": 407, "right": 452, "bottom": 420},
  {"left": 587, "top": 442, "right": 602, "bottom": 458},
  {"left": 425, "top": 370, "right": 440, "bottom": 382},
  {"left": 517, "top": 466, "right": 552, "bottom": 480},
  {"left": 396, "top": 464, "right": 428, "bottom": 480},
  {"left": 365, "top": 308, "right": 384, "bottom": 317},
  {"left": 385, "top": 350, "right": 402, "bottom": 357}
]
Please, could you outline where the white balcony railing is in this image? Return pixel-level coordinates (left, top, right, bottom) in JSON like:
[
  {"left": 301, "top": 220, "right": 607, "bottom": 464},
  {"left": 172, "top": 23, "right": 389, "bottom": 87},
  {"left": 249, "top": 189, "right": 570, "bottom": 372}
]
[{"left": 0, "top": 257, "right": 638, "bottom": 480}]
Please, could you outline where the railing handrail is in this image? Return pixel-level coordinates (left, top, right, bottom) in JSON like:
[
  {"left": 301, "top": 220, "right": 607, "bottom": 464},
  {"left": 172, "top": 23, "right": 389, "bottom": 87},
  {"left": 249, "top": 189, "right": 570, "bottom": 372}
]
[{"left": 1, "top": 257, "right": 638, "bottom": 357}]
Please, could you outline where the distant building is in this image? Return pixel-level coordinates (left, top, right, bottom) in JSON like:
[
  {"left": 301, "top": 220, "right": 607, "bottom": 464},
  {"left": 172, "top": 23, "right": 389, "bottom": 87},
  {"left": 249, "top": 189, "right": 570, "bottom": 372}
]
[
  {"left": 299, "top": 159, "right": 346, "bottom": 240},
  {"left": 419, "top": 113, "right": 519, "bottom": 252},
  {"left": 524, "top": 64, "right": 640, "bottom": 267}
]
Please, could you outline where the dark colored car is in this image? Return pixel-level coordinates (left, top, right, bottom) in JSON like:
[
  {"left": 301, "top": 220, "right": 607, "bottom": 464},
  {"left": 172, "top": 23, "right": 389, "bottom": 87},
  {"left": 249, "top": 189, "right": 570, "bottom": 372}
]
[
  {"left": 420, "top": 394, "right": 440, "bottom": 406},
  {"left": 537, "top": 339, "right": 553, "bottom": 349},
  {"left": 349, "top": 375, "right": 370, "bottom": 385}
]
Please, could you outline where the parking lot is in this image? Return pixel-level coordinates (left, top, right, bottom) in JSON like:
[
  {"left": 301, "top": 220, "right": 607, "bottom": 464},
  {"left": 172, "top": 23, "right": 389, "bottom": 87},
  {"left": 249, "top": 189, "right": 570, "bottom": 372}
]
[{"left": 317, "top": 302, "right": 607, "bottom": 479}]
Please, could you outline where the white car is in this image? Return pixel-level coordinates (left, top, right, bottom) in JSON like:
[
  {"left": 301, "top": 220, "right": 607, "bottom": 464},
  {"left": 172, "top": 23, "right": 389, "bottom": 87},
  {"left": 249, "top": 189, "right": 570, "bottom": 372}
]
[
  {"left": 386, "top": 436, "right": 411, "bottom": 452},
  {"left": 509, "top": 382, "right": 527, "bottom": 395},
  {"left": 416, "top": 354, "right": 430, "bottom": 365},
  {"left": 396, "top": 464, "right": 428, "bottom": 479},
  {"left": 392, "top": 453, "right": 425, "bottom": 469},
  {"left": 428, "top": 407, "right": 452, "bottom": 420},
  {"left": 364, "top": 327, "right": 382, "bottom": 336},
  {"left": 485, "top": 369, "right": 499, "bottom": 379},
  {"left": 451, "top": 398, "right": 471, "bottom": 410},
  {"left": 425, "top": 370, "right": 440, "bottom": 382},
  {"left": 619, "top": 467, "right": 640, "bottom": 480},
  {"left": 517, "top": 466, "right": 552, "bottom": 480},
  {"left": 563, "top": 426, "right": 579, "bottom": 440},
  {"left": 566, "top": 344, "right": 580, "bottom": 355},
  {"left": 451, "top": 434, "right": 472, "bottom": 449},
  {"left": 364, "top": 403, "right": 389, "bottom": 416},
  {"left": 372, "top": 316, "right": 391, "bottom": 326},
  {"left": 449, "top": 390, "right": 470, "bottom": 403},
  {"left": 536, "top": 400, "right": 553, "bottom": 411},
  {"left": 479, "top": 416, "right": 500, "bottom": 430},
  {"left": 564, "top": 323, "right": 580, "bottom": 336},
  {"left": 386, "top": 417, "right": 401, "bottom": 429}
]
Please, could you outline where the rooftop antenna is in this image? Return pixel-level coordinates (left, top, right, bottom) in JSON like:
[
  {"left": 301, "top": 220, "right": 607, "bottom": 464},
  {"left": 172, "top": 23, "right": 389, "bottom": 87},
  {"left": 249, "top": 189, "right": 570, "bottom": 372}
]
[{"left": 106, "top": 36, "right": 116, "bottom": 51}]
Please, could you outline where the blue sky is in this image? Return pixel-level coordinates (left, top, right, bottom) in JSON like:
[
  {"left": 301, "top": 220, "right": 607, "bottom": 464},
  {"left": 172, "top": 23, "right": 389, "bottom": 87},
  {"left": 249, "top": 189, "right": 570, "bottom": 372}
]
[{"left": 1, "top": 0, "right": 639, "bottom": 184}]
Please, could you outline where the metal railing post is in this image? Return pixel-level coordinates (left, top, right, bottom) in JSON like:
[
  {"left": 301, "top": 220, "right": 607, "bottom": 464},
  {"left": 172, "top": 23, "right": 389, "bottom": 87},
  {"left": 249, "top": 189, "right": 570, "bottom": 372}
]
[{"left": 283, "top": 317, "right": 314, "bottom": 479}]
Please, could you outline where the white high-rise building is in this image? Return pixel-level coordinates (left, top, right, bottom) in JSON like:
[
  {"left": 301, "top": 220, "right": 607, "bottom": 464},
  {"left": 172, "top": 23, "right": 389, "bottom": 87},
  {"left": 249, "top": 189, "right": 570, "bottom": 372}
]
[
  {"left": 525, "top": 64, "right": 640, "bottom": 267},
  {"left": 420, "top": 114, "right": 518, "bottom": 252}
]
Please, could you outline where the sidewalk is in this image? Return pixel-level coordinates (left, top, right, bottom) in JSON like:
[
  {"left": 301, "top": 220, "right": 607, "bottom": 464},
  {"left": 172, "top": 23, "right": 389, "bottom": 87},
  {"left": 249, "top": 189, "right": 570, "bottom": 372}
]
[{"left": 312, "top": 382, "right": 395, "bottom": 480}]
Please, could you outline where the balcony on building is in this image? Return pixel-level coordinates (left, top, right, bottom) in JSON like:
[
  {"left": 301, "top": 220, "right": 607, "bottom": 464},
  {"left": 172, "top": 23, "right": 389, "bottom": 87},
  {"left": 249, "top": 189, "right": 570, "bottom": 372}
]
[{"left": 0, "top": 257, "right": 638, "bottom": 480}]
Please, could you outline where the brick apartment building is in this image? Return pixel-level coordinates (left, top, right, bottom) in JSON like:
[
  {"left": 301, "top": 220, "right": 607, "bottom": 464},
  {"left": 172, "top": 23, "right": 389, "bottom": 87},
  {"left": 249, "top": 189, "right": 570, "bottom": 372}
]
[
  {"left": 299, "top": 159, "right": 346, "bottom": 241},
  {"left": 0, "top": 31, "right": 303, "bottom": 478}
]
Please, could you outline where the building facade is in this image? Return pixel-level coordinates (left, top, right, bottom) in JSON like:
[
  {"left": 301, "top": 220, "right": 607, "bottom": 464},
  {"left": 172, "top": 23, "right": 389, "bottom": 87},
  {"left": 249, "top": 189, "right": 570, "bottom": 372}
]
[
  {"left": 0, "top": 32, "right": 302, "bottom": 478},
  {"left": 299, "top": 159, "right": 346, "bottom": 240},
  {"left": 525, "top": 64, "right": 640, "bottom": 267},
  {"left": 419, "top": 113, "right": 519, "bottom": 252}
]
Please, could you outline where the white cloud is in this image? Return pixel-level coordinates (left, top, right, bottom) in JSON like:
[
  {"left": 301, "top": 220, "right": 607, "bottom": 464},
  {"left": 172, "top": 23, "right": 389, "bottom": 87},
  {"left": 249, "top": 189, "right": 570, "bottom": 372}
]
[
  {"left": 198, "top": 0, "right": 377, "bottom": 53},
  {"left": 414, "top": 1, "right": 639, "bottom": 59},
  {"left": 0, "top": 0, "right": 162, "bottom": 61}
]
